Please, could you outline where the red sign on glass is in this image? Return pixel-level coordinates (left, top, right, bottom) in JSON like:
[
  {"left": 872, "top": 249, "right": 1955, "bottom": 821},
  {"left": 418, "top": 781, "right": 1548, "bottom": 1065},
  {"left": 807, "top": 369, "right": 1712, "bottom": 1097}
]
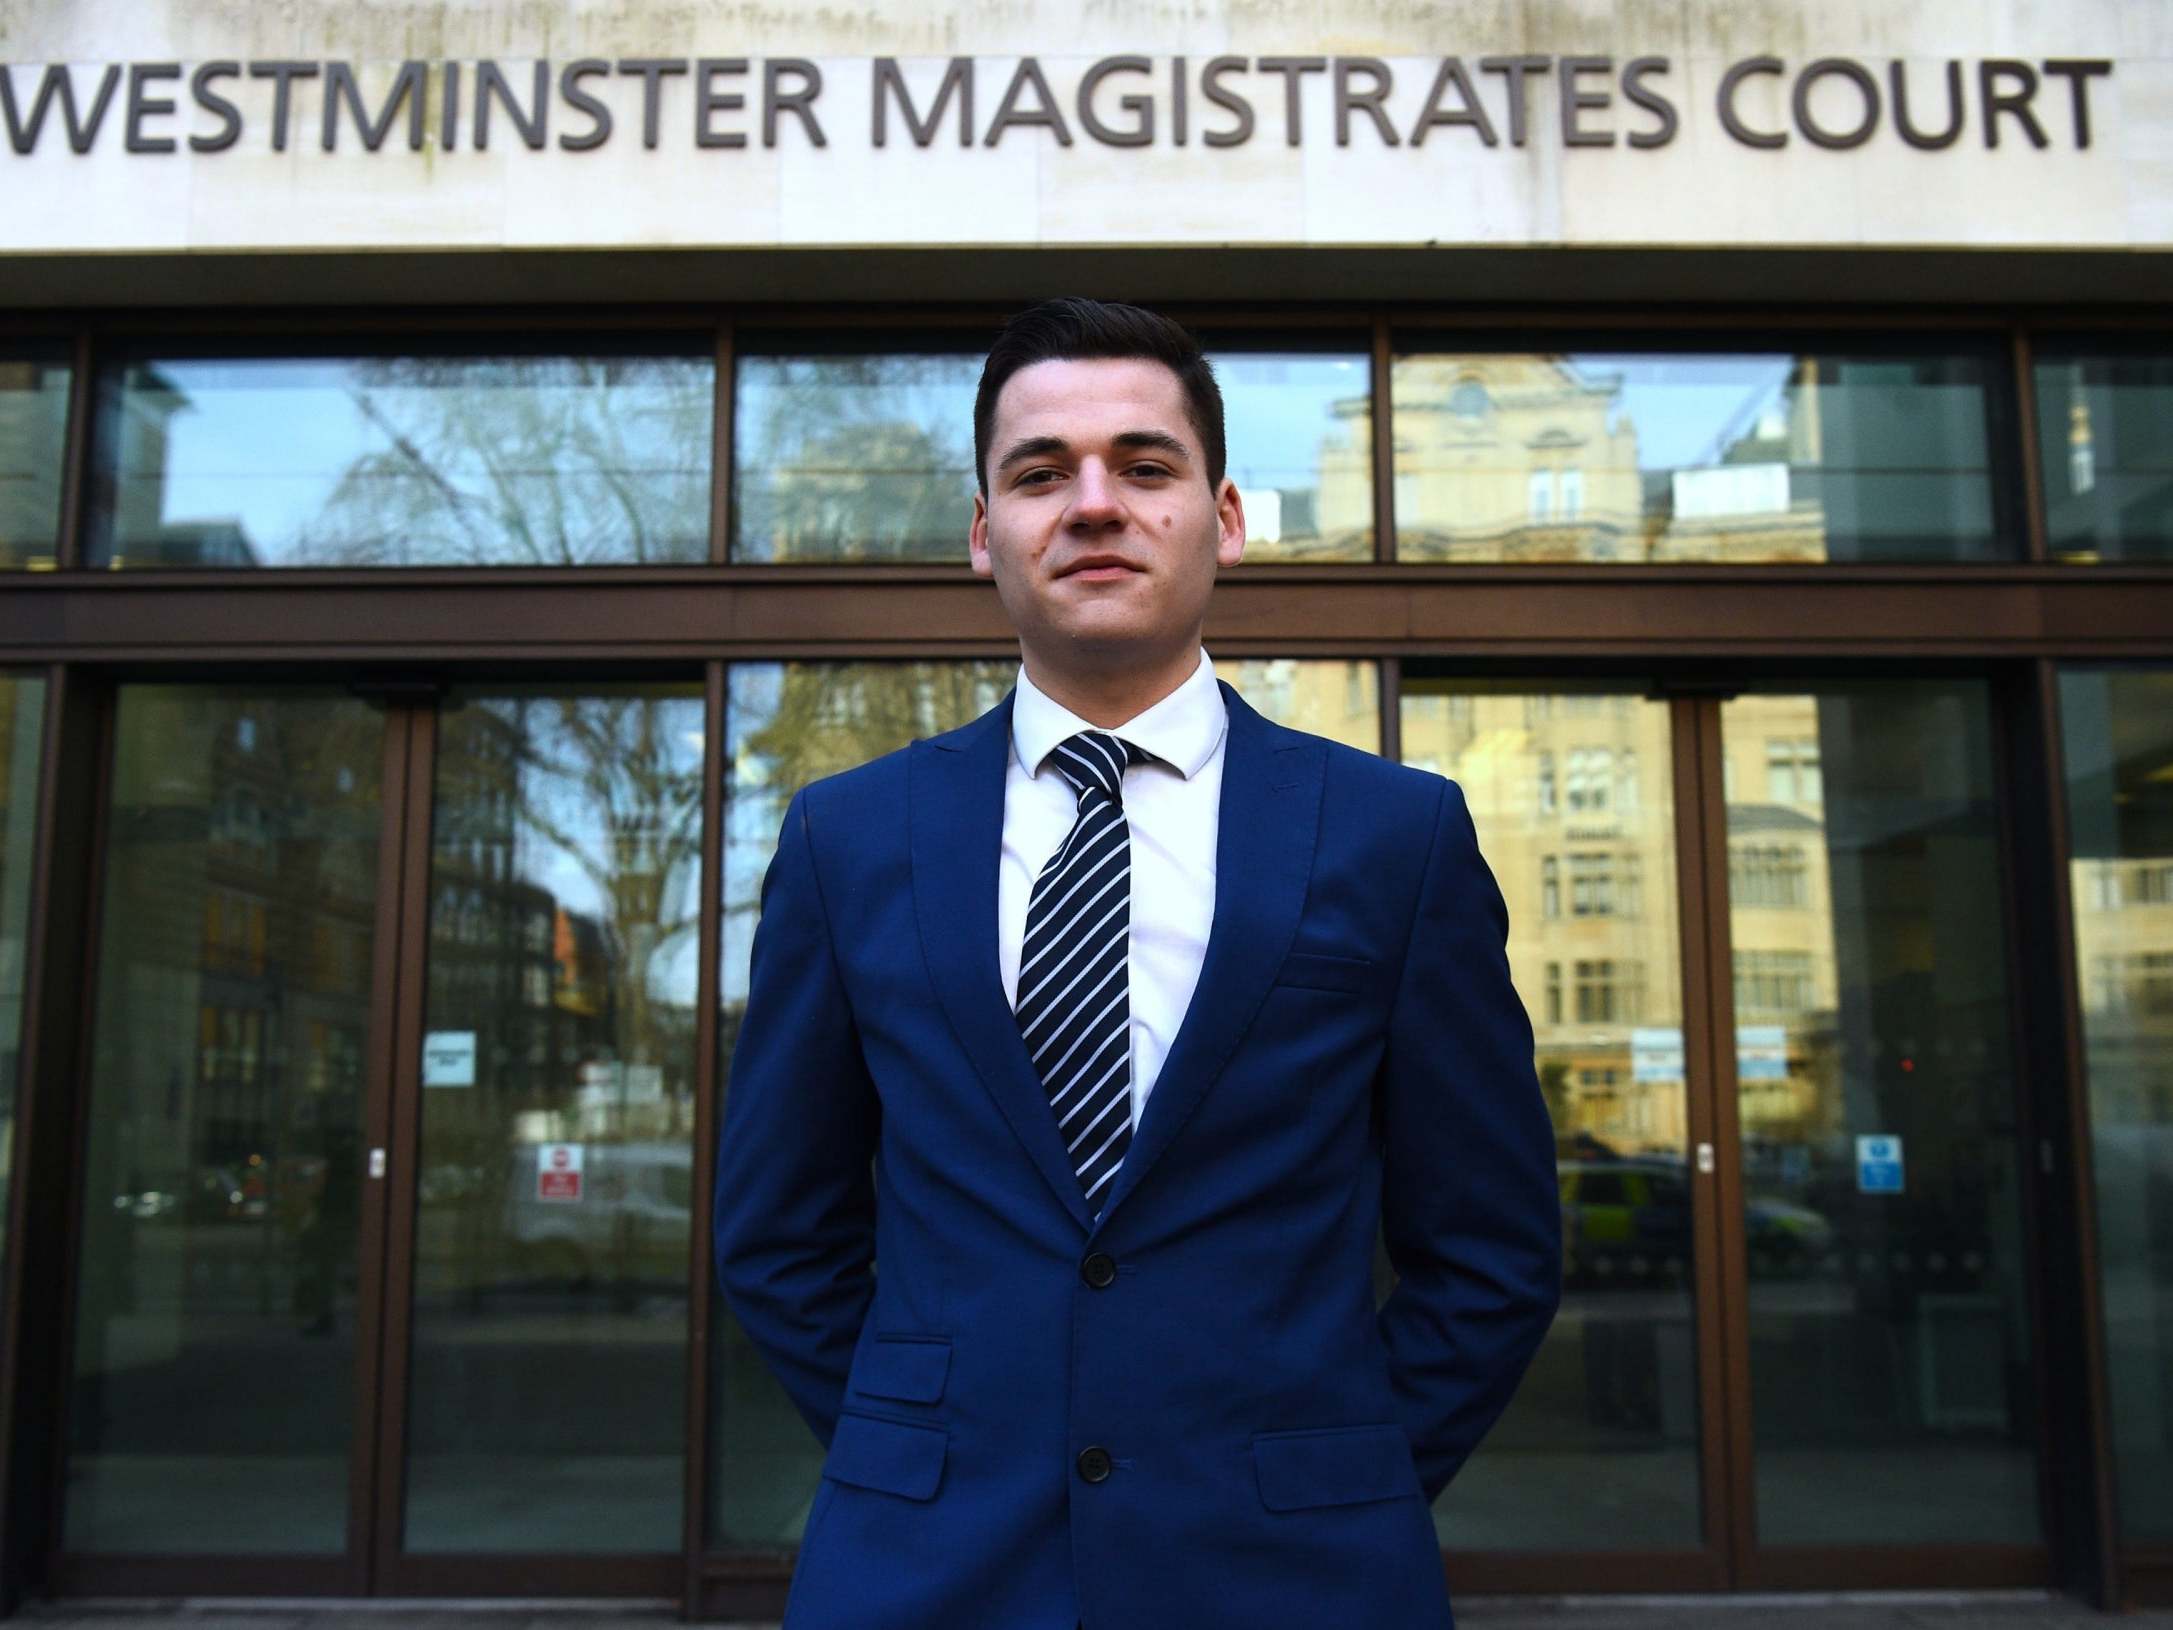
[{"left": 537, "top": 1143, "right": 584, "bottom": 1202}]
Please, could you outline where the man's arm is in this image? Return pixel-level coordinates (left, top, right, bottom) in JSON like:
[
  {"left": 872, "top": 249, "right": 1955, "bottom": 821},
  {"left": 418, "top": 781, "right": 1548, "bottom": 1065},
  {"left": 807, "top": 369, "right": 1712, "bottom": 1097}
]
[
  {"left": 713, "top": 785, "right": 880, "bottom": 1452},
  {"left": 1374, "top": 776, "right": 1563, "bottom": 1504}
]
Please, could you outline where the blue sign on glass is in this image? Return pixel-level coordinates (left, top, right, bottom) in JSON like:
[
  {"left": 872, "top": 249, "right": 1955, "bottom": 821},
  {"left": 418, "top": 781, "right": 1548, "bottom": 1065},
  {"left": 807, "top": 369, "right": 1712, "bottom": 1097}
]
[{"left": 1856, "top": 1134, "right": 1904, "bottom": 1194}]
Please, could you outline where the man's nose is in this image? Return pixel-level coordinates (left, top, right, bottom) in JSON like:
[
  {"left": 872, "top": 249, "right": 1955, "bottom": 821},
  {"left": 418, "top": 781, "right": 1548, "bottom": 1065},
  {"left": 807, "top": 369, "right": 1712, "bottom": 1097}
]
[{"left": 1066, "top": 460, "right": 1123, "bottom": 527}]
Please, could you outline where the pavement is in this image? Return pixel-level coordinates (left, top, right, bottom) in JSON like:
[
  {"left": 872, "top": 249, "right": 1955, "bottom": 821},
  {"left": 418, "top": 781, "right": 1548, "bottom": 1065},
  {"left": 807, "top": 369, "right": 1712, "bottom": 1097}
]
[{"left": 11, "top": 1593, "right": 2173, "bottom": 1629}]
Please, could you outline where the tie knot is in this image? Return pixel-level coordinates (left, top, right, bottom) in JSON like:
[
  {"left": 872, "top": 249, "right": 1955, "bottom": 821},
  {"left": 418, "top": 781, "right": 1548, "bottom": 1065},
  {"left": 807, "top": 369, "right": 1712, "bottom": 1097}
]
[{"left": 1047, "top": 730, "right": 1144, "bottom": 807}]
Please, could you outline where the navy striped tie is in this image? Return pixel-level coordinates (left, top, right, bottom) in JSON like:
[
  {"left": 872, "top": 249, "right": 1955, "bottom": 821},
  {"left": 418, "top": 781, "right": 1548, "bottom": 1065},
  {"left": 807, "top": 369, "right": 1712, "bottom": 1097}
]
[{"left": 1016, "top": 730, "right": 1148, "bottom": 1218}]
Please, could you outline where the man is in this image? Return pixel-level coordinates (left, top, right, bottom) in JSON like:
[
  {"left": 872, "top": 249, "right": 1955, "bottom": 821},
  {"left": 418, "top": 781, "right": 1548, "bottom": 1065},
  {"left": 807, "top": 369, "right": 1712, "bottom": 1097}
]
[{"left": 712, "top": 297, "right": 1560, "bottom": 1630}]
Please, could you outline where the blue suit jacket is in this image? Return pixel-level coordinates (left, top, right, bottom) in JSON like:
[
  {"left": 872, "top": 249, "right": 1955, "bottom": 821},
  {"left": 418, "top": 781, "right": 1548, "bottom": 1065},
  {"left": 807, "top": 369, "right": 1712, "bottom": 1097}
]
[{"left": 713, "top": 680, "right": 1561, "bottom": 1630}]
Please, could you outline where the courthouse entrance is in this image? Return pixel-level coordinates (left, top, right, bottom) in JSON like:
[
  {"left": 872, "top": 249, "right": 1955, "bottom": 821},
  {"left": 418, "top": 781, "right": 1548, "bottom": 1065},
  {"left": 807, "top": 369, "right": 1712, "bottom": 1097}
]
[
  {"left": 1, "top": 303, "right": 2158, "bottom": 1611},
  {"left": 59, "top": 679, "right": 702, "bottom": 1596},
  {"left": 48, "top": 665, "right": 2052, "bottom": 1599}
]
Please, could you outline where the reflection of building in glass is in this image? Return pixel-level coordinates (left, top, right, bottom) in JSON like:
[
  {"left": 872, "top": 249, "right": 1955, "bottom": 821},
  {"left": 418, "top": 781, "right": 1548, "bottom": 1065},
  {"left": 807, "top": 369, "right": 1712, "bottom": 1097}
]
[
  {"left": 1721, "top": 696, "right": 1842, "bottom": 1154},
  {"left": 1354, "top": 355, "right": 1837, "bottom": 564},
  {"left": 1402, "top": 689, "right": 1685, "bottom": 1158},
  {"left": 0, "top": 359, "right": 69, "bottom": 564}
]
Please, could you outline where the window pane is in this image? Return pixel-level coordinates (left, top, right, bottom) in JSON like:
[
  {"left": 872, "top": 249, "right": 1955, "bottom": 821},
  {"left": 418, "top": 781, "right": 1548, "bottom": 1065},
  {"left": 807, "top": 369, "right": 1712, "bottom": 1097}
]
[
  {"left": 2060, "top": 667, "right": 2173, "bottom": 1542},
  {"left": 404, "top": 683, "right": 703, "bottom": 1554},
  {"left": 734, "top": 343, "right": 1376, "bottom": 564},
  {"left": 1721, "top": 682, "right": 2041, "bottom": 1546},
  {"left": 1209, "top": 348, "right": 1373, "bottom": 562},
  {"left": 733, "top": 350, "right": 979, "bottom": 562},
  {"left": 1220, "top": 658, "right": 1378, "bottom": 750},
  {"left": 89, "top": 347, "right": 713, "bottom": 568},
  {"left": 1401, "top": 680, "right": 1698, "bottom": 1551},
  {"left": 1390, "top": 348, "right": 2006, "bottom": 564},
  {"left": 0, "top": 352, "right": 71, "bottom": 569},
  {"left": 0, "top": 675, "right": 46, "bottom": 1275},
  {"left": 2038, "top": 348, "right": 2173, "bottom": 563},
  {"left": 707, "top": 656, "right": 1384, "bottom": 1550},
  {"left": 67, "top": 688, "right": 383, "bottom": 1553}
]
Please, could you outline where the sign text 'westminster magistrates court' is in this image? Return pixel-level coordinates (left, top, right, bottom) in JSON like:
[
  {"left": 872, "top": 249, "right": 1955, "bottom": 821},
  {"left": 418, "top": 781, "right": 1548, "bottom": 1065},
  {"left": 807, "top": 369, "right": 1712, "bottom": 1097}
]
[{"left": 0, "top": 55, "right": 2116, "bottom": 159}]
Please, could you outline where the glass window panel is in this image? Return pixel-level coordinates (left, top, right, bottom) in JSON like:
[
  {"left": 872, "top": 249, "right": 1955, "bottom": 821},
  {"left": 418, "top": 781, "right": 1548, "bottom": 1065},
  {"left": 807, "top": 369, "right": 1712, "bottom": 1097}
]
[
  {"left": 1389, "top": 347, "right": 2006, "bottom": 564},
  {"left": 2059, "top": 667, "right": 2173, "bottom": 1543},
  {"left": 1220, "top": 657, "right": 1379, "bottom": 750},
  {"left": 0, "top": 675, "right": 46, "bottom": 1275},
  {"left": 1721, "top": 682, "right": 2041, "bottom": 1546},
  {"left": 734, "top": 341, "right": 1375, "bottom": 564},
  {"left": 1400, "top": 679, "right": 1697, "bottom": 1551},
  {"left": 0, "top": 352, "right": 70, "bottom": 569},
  {"left": 733, "top": 350, "right": 980, "bottom": 562},
  {"left": 89, "top": 346, "right": 713, "bottom": 568},
  {"left": 707, "top": 655, "right": 1382, "bottom": 1550},
  {"left": 404, "top": 682, "right": 704, "bottom": 1554},
  {"left": 66, "top": 688, "right": 383, "bottom": 1553},
  {"left": 1206, "top": 346, "right": 1373, "bottom": 562},
  {"left": 2038, "top": 347, "right": 2173, "bottom": 563}
]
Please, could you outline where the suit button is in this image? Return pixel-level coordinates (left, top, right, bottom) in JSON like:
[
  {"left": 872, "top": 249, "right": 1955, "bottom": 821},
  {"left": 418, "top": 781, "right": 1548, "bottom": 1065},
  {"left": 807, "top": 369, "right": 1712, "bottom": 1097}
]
[
  {"left": 1077, "top": 1446, "right": 1112, "bottom": 1483},
  {"left": 1080, "top": 1252, "right": 1116, "bottom": 1288}
]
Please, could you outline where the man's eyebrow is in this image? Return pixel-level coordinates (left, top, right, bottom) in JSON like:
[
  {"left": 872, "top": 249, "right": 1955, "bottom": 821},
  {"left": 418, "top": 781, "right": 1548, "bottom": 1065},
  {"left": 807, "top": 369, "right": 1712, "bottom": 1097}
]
[
  {"left": 1111, "top": 429, "right": 1190, "bottom": 461},
  {"left": 995, "top": 435, "right": 1069, "bottom": 475}
]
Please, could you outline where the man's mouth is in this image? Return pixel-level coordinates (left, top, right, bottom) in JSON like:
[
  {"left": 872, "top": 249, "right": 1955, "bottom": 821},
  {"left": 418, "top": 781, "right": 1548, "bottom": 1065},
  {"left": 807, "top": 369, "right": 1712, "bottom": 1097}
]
[{"left": 1058, "top": 555, "right": 1144, "bottom": 580}]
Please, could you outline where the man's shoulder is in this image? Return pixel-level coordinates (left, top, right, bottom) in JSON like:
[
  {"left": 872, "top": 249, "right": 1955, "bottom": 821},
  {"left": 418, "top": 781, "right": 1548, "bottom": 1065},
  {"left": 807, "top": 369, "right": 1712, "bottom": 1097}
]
[
  {"left": 1253, "top": 712, "right": 1455, "bottom": 824},
  {"left": 792, "top": 698, "right": 1007, "bottom": 819}
]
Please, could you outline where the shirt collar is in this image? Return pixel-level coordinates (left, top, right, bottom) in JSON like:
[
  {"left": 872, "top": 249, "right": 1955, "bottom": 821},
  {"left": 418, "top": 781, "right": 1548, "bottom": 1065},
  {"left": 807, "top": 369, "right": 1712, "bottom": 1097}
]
[{"left": 1012, "top": 648, "right": 1227, "bottom": 784}]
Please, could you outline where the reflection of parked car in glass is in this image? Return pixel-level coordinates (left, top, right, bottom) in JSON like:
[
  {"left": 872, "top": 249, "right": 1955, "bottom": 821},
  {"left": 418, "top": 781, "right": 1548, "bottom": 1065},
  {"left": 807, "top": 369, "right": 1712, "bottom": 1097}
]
[
  {"left": 504, "top": 1140, "right": 691, "bottom": 1291},
  {"left": 1560, "top": 1157, "right": 1834, "bottom": 1286}
]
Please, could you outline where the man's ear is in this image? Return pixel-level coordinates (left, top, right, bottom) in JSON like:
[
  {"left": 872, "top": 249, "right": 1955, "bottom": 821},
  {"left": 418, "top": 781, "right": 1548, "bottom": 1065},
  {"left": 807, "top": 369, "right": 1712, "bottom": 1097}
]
[
  {"left": 969, "top": 489, "right": 994, "bottom": 579},
  {"left": 1215, "top": 478, "right": 1246, "bottom": 568}
]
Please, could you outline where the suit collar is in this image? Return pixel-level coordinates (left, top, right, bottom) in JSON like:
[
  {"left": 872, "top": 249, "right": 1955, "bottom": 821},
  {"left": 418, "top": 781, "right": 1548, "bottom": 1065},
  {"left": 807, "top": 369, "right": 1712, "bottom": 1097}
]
[{"left": 912, "top": 680, "right": 1326, "bottom": 1238}]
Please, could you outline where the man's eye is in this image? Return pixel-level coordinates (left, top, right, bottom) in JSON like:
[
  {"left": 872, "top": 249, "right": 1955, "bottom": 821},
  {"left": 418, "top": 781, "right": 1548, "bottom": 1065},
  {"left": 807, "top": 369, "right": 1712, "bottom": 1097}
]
[
  {"left": 1019, "top": 469, "right": 1061, "bottom": 486},
  {"left": 1128, "top": 463, "right": 1172, "bottom": 478}
]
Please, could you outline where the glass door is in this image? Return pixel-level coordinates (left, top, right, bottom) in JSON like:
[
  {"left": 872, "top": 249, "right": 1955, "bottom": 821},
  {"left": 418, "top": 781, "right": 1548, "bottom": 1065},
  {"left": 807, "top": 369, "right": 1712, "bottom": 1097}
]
[
  {"left": 378, "top": 682, "right": 702, "bottom": 1590},
  {"left": 1400, "top": 679, "right": 1726, "bottom": 1590},
  {"left": 1715, "top": 682, "right": 2046, "bottom": 1582},
  {"left": 63, "top": 686, "right": 391, "bottom": 1589},
  {"left": 1399, "top": 671, "right": 2052, "bottom": 1592},
  {"left": 59, "top": 678, "right": 704, "bottom": 1597}
]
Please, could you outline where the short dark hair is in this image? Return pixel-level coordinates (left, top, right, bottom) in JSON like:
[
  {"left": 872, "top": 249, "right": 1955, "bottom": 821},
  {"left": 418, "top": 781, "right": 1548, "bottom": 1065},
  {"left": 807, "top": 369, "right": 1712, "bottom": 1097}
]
[{"left": 973, "top": 297, "right": 1225, "bottom": 498}]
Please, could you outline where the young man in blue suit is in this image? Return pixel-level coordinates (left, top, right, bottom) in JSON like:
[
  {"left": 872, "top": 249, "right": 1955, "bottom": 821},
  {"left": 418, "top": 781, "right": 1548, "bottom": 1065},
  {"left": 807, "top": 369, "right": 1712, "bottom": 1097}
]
[{"left": 713, "top": 297, "right": 1561, "bottom": 1629}]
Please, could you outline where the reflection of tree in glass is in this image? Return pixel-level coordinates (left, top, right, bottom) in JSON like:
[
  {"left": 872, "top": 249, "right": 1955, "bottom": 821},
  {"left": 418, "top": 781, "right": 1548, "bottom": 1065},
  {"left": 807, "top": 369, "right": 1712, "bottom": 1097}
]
[
  {"left": 293, "top": 356, "right": 710, "bottom": 566},
  {"left": 485, "top": 691, "right": 705, "bottom": 1068},
  {"left": 736, "top": 354, "right": 979, "bottom": 562}
]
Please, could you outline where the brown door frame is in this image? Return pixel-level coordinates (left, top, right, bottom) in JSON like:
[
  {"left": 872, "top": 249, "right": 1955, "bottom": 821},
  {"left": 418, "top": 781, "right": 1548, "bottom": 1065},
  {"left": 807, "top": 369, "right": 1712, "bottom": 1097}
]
[
  {"left": 365, "top": 683, "right": 682, "bottom": 1598},
  {"left": 41, "top": 677, "right": 386, "bottom": 1596},
  {"left": 1687, "top": 674, "right": 2057, "bottom": 1594}
]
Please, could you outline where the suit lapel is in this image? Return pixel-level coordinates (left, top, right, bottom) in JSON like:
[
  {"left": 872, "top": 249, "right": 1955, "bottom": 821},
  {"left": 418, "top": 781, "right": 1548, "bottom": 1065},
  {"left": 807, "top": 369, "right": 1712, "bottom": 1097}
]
[
  {"left": 1088, "top": 682, "right": 1326, "bottom": 1235},
  {"left": 910, "top": 693, "right": 1094, "bottom": 1232}
]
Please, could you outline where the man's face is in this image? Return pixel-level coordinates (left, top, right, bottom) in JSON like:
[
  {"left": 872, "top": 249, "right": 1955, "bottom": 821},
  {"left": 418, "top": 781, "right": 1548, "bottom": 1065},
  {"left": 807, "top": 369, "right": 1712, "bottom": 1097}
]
[{"left": 970, "top": 356, "right": 1244, "bottom": 676}]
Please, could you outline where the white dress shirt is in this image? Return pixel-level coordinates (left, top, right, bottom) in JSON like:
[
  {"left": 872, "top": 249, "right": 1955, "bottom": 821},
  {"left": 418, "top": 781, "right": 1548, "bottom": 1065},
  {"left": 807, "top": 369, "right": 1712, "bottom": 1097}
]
[{"left": 999, "top": 648, "right": 1228, "bottom": 1135}]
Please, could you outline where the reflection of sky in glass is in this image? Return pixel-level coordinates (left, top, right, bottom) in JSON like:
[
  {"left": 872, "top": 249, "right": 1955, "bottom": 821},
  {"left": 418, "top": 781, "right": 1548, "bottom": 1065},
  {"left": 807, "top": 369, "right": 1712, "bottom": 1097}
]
[
  {"left": 109, "top": 353, "right": 712, "bottom": 564},
  {"left": 1561, "top": 355, "right": 1796, "bottom": 472},
  {"left": 1212, "top": 351, "right": 1368, "bottom": 495},
  {"left": 722, "top": 665, "right": 787, "bottom": 1006}
]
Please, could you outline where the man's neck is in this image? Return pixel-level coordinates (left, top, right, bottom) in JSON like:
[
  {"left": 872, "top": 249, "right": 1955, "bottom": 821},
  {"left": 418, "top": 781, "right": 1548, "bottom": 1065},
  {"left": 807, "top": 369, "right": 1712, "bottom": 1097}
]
[{"left": 1021, "top": 645, "right": 1201, "bottom": 730}]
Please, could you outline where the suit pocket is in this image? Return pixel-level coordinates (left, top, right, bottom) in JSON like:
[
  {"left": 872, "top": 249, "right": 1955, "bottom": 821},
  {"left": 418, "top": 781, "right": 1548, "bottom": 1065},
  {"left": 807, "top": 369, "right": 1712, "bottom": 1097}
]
[
  {"left": 1251, "top": 1423, "right": 1422, "bottom": 1511},
  {"left": 823, "top": 1410, "right": 949, "bottom": 1501},
  {"left": 850, "top": 1335, "right": 951, "bottom": 1404},
  {"left": 1273, "top": 950, "right": 1378, "bottom": 995}
]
